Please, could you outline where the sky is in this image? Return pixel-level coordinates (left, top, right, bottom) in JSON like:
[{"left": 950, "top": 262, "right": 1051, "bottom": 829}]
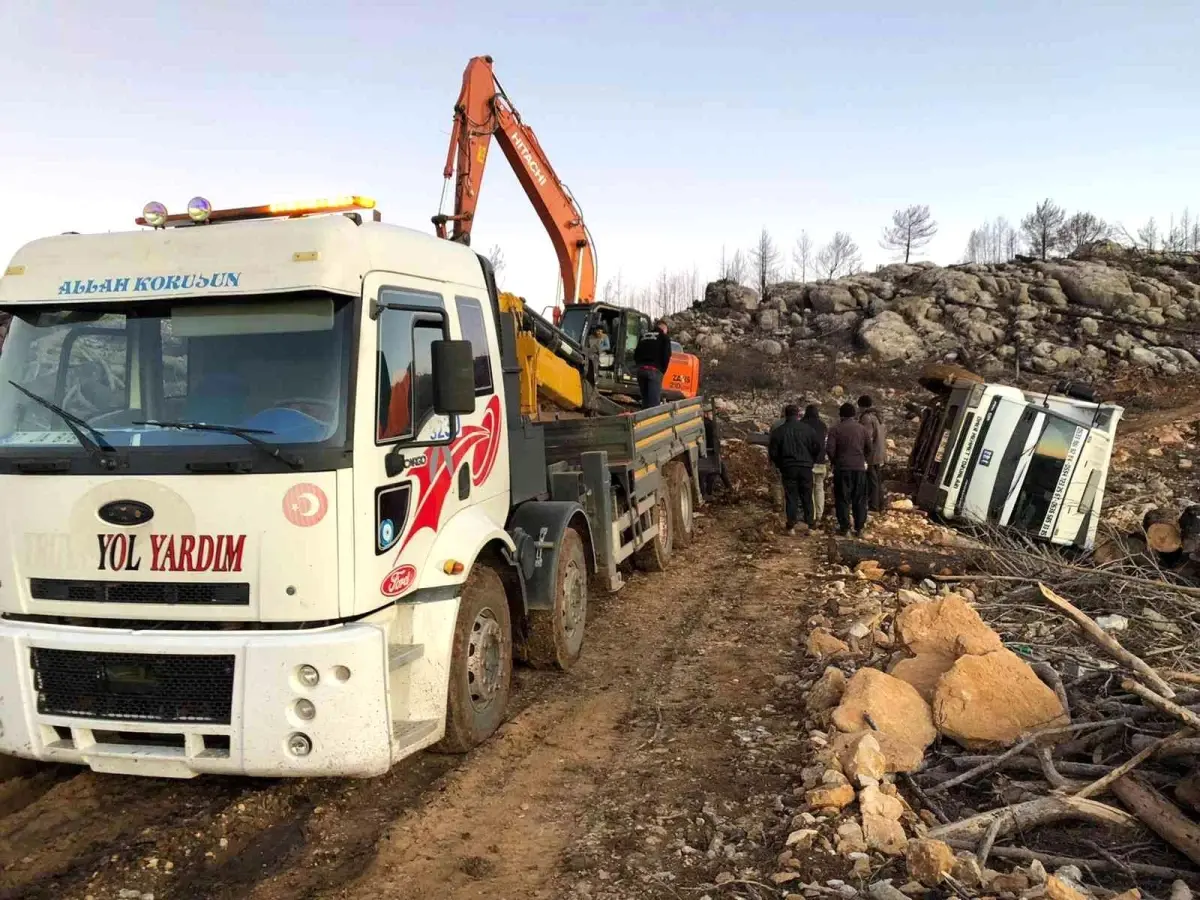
[{"left": 3, "top": 0, "right": 1200, "bottom": 304}]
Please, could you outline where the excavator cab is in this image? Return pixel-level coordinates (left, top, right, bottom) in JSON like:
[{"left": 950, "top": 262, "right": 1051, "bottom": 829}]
[{"left": 558, "top": 304, "right": 699, "bottom": 402}]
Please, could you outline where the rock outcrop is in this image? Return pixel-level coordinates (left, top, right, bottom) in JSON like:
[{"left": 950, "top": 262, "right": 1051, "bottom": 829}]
[{"left": 669, "top": 247, "right": 1200, "bottom": 378}]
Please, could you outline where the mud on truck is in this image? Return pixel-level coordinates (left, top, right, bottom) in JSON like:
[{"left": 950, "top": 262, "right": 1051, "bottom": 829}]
[{"left": 0, "top": 196, "right": 708, "bottom": 778}]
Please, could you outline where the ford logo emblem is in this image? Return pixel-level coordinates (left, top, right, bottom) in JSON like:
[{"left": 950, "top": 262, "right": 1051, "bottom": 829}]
[{"left": 98, "top": 500, "right": 154, "bottom": 527}]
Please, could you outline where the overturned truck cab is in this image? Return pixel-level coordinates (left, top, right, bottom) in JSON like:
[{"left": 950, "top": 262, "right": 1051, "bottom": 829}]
[{"left": 909, "top": 368, "right": 1123, "bottom": 551}]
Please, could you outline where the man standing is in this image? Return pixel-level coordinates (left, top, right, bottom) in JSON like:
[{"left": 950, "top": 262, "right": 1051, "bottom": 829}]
[
  {"left": 827, "top": 402, "right": 872, "bottom": 537},
  {"left": 768, "top": 404, "right": 822, "bottom": 534},
  {"left": 634, "top": 320, "right": 672, "bottom": 409},
  {"left": 858, "top": 395, "right": 887, "bottom": 512},
  {"left": 803, "top": 404, "right": 828, "bottom": 526}
]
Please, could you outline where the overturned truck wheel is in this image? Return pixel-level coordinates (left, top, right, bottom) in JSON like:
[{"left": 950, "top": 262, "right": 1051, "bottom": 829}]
[
  {"left": 437, "top": 565, "right": 513, "bottom": 753},
  {"left": 918, "top": 363, "right": 985, "bottom": 394},
  {"left": 521, "top": 526, "right": 588, "bottom": 671}
]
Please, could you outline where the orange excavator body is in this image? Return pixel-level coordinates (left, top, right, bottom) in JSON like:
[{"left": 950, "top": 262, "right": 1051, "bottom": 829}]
[{"left": 434, "top": 55, "right": 700, "bottom": 401}]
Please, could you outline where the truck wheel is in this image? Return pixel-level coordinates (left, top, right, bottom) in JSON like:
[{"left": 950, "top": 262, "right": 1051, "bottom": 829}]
[
  {"left": 918, "top": 363, "right": 984, "bottom": 394},
  {"left": 665, "top": 461, "right": 695, "bottom": 548},
  {"left": 436, "top": 565, "right": 513, "bottom": 753},
  {"left": 633, "top": 490, "right": 673, "bottom": 572},
  {"left": 521, "top": 527, "right": 588, "bottom": 671}
]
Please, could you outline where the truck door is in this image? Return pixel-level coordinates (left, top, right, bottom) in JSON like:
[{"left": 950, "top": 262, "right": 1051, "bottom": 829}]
[{"left": 351, "top": 273, "right": 506, "bottom": 615}]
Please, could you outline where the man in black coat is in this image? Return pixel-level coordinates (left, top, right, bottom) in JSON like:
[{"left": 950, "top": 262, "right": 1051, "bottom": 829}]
[
  {"left": 767, "top": 404, "right": 823, "bottom": 533},
  {"left": 826, "top": 402, "right": 873, "bottom": 537},
  {"left": 633, "top": 320, "right": 672, "bottom": 409}
]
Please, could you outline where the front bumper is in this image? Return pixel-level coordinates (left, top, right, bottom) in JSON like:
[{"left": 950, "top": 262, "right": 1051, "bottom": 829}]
[{"left": 0, "top": 618, "right": 393, "bottom": 778}]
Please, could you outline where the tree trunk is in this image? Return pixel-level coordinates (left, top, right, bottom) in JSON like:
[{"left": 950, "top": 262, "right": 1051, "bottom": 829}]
[
  {"left": 1110, "top": 775, "right": 1200, "bottom": 867},
  {"left": 1144, "top": 507, "right": 1183, "bottom": 554},
  {"left": 827, "top": 536, "right": 989, "bottom": 579}
]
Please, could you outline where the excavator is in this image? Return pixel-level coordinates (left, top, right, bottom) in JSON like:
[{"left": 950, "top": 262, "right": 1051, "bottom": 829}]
[{"left": 433, "top": 55, "right": 700, "bottom": 419}]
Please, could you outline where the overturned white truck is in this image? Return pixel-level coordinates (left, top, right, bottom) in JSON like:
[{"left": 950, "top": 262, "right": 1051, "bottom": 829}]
[{"left": 909, "top": 366, "right": 1123, "bottom": 551}]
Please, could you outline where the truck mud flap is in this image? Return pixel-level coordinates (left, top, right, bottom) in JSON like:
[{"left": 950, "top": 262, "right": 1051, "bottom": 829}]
[{"left": 508, "top": 501, "right": 591, "bottom": 611}]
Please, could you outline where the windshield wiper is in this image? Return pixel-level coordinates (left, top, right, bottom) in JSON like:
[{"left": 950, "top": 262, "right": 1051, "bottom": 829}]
[
  {"left": 8, "top": 380, "right": 120, "bottom": 468},
  {"left": 133, "top": 420, "right": 304, "bottom": 469}
]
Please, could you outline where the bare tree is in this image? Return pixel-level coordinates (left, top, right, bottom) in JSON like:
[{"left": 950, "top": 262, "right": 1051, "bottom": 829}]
[
  {"left": 816, "top": 232, "right": 862, "bottom": 280},
  {"left": 962, "top": 217, "right": 1018, "bottom": 264},
  {"left": 1191, "top": 223, "right": 1200, "bottom": 253},
  {"left": 792, "top": 231, "right": 813, "bottom": 282},
  {"left": 1058, "top": 211, "right": 1110, "bottom": 255},
  {"left": 486, "top": 244, "right": 506, "bottom": 285},
  {"left": 1136, "top": 217, "right": 1160, "bottom": 252},
  {"left": 1020, "top": 199, "right": 1066, "bottom": 261},
  {"left": 750, "top": 228, "right": 780, "bottom": 298},
  {"left": 1165, "top": 211, "right": 1190, "bottom": 252},
  {"left": 880, "top": 204, "right": 937, "bottom": 263}
]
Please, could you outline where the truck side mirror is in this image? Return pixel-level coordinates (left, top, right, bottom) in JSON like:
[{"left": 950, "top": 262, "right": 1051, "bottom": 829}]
[{"left": 431, "top": 339, "right": 476, "bottom": 415}]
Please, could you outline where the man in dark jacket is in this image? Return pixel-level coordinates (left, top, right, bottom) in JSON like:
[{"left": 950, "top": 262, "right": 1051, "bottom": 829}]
[
  {"left": 826, "top": 402, "right": 873, "bottom": 537},
  {"left": 803, "top": 404, "right": 829, "bottom": 525},
  {"left": 858, "top": 395, "right": 888, "bottom": 511},
  {"left": 767, "top": 404, "right": 823, "bottom": 533},
  {"left": 633, "top": 320, "right": 672, "bottom": 409}
]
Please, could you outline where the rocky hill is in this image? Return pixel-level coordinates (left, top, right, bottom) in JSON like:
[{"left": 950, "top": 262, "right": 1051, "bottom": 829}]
[{"left": 670, "top": 245, "right": 1200, "bottom": 379}]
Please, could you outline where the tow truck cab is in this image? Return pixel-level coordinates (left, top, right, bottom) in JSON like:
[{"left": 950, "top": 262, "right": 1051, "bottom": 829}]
[
  {"left": 910, "top": 380, "right": 1123, "bottom": 550},
  {"left": 0, "top": 196, "right": 707, "bottom": 780}
]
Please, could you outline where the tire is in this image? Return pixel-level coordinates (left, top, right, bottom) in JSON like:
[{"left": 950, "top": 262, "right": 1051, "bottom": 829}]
[
  {"left": 521, "top": 527, "right": 588, "bottom": 671},
  {"left": 918, "top": 363, "right": 985, "bottom": 394},
  {"left": 633, "top": 488, "right": 673, "bottom": 572},
  {"left": 436, "top": 565, "right": 513, "bottom": 753},
  {"left": 665, "top": 461, "right": 695, "bottom": 548}
]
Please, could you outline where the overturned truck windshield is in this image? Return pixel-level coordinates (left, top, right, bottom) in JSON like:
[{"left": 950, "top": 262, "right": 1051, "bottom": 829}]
[{"left": 0, "top": 293, "right": 354, "bottom": 473}]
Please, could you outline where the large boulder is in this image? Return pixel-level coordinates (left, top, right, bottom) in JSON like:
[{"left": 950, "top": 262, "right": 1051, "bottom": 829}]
[
  {"left": 770, "top": 281, "right": 808, "bottom": 310},
  {"left": 754, "top": 338, "right": 784, "bottom": 357},
  {"left": 809, "top": 283, "right": 857, "bottom": 314},
  {"left": 695, "top": 332, "right": 726, "bottom": 353},
  {"left": 704, "top": 279, "right": 760, "bottom": 312},
  {"left": 859, "top": 311, "right": 925, "bottom": 363},
  {"left": 758, "top": 308, "right": 781, "bottom": 331},
  {"left": 933, "top": 648, "right": 1069, "bottom": 748},
  {"left": 1048, "top": 263, "right": 1137, "bottom": 312},
  {"left": 894, "top": 594, "right": 1004, "bottom": 657},
  {"left": 888, "top": 652, "right": 957, "bottom": 703},
  {"left": 831, "top": 669, "right": 936, "bottom": 772}
]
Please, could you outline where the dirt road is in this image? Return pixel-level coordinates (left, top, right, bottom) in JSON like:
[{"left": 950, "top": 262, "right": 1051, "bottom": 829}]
[{"left": 0, "top": 500, "right": 822, "bottom": 900}]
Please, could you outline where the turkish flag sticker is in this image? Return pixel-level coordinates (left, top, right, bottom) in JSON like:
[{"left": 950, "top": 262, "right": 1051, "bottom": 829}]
[{"left": 283, "top": 483, "right": 329, "bottom": 527}]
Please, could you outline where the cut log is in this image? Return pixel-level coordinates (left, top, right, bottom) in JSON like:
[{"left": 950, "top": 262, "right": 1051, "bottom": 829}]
[
  {"left": 1145, "top": 507, "right": 1184, "bottom": 554},
  {"left": 1110, "top": 774, "right": 1200, "bottom": 867},
  {"left": 828, "top": 537, "right": 989, "bottom": 579},
  {"left": 1092, "top": 532, "right": 1152, "bottom": 567}
]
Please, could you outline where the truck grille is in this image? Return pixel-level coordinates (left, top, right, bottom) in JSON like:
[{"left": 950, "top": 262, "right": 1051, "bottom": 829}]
[
  {"left": 30, "top": 579, "right": 250, "bottom": 606},
  {"left": 31, "top": 648, "right": 235, "bottom": 724}
]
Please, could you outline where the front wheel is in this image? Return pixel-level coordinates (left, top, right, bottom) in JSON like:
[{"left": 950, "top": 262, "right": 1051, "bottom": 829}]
[
  {"left": 521, "top": 527, "right": 589, "bottom": 671},
  {"left": 436, "top": 565, "right": 513, "bottom": 753}
]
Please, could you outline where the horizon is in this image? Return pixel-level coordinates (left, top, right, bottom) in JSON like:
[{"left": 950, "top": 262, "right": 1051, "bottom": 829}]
[{"left": 3, "top": 1, "right": 1199, "bottom": 309}]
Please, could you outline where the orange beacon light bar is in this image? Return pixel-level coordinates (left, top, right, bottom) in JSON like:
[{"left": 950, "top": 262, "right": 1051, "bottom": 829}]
[{"left": 136, "top": 196, "right": 378, "bottom": 227}]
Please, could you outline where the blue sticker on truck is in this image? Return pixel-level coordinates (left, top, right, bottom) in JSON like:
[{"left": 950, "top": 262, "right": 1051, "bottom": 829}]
[{"left": 57, "top": 272, "right": 242, "bottom": 296}]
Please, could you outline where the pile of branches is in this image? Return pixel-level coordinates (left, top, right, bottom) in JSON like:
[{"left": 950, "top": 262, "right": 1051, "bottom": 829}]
[{"left": 831, "top": 532, "right": 1200, "bottom": 892}]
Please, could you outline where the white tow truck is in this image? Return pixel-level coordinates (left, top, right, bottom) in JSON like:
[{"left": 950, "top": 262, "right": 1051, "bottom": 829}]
[
  {"left": 909, "top": 366, "right": 1123, "bottom": 551},
  {"left": 0, "top": 196, "right": 707, "bottom": 778}
]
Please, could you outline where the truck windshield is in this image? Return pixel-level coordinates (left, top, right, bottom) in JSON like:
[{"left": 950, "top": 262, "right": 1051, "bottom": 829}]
[
  {"left": 0, "top": 293, "right": 353, "bottom": 469},
  {"left": 1009, "top": 416, "right": 1082, "bottom": 533}
]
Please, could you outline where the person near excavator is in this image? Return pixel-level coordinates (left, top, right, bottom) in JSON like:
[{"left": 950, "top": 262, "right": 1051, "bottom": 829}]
[
  {"left": 633, "top": 319, "right": 672, "bottom": 409},
  {"left": 767, "top": 404, "right": 823, "bottom": 534}
]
